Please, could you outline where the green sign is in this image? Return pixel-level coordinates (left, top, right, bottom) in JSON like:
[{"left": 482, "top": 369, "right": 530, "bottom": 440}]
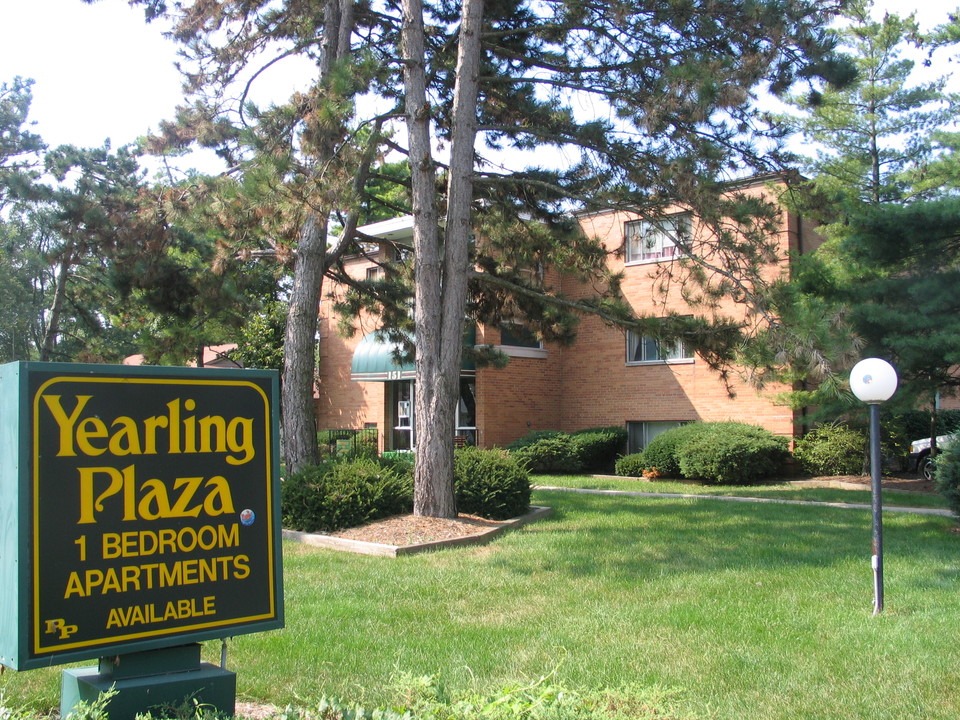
[{"left": 0, "top": 363, "right": 283, "bottom": 670}]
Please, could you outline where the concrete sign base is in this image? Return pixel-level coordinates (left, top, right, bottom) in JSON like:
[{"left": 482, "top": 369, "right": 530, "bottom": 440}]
[{"left": 60, "top": 644, "right": 235, "bottom": 720}]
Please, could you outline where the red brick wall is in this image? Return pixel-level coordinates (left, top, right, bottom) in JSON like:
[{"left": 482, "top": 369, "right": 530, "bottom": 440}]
[
  {"left": 314, "top": 253, "right": 391, "bottom": 450},
  {"left": 476, "top": 355, "right": 562, "bottom": 448},
  {"left": 563, "top": 190, "right": 802, "bottom": 443},
  {"left": 314, "top": 183, "right": 809, "bottom": 450}
]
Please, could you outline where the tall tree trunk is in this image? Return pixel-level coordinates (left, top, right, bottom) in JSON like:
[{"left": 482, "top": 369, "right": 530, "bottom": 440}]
[
  {"left": 281, "top": 0, "right": 354, "bottom": 474},
  {"left": 40, "top": 244, "right": 74, "bottom": 361},
  {"left": 403, "top": 0, "right": 484, "bottom": 517},
  {"left": 282, "top": 214, "right": 327, "bottom": 473}
]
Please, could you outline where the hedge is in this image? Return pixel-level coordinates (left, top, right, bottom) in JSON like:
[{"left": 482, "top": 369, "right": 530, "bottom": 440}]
[
  {"left": 677, "top": 423, "right": 788, "bottom": 485},
  {"left": 281, "top": 457, "right": 412, "bottom": 533},
  {"left": 793, "top": 424, "right": 866, "bottom": 476},
  {"left": 454, "top": 446, "right": 532, "bottom": 520}
]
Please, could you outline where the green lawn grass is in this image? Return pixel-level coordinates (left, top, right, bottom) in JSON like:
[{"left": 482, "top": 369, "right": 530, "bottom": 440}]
[
  {"left": 534, "top": 473, "right": 951, "bottom": 509},
  {"left": 3, "top": 489, "right": 959, "bottom": 719}
]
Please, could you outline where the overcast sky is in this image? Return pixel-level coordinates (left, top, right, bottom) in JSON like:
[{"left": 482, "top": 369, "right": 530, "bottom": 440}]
[{"left": 0, "top": 0, "right": 954, "bottom": 165}]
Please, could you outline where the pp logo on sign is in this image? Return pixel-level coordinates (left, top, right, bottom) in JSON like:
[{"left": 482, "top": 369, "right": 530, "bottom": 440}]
[{"left": 44, "top": 618, "right": 78, "bottom": 639}]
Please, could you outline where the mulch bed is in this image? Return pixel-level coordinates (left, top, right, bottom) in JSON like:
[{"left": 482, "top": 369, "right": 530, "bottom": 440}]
[{"left": 329, "top": 512, "right": 506, "bottom": 546}]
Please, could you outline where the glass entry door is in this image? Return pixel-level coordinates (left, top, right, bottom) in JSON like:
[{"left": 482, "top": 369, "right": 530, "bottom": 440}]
[
  {"left": 392, "top": 381, "right": 414, "bottom": 450},
  {"left": 390, "top": 378, "right": 477, "bottom": 450}
]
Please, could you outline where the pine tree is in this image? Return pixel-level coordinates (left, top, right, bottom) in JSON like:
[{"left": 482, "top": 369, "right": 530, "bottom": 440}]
[
  {"left": 122, "top": 0, "right": 848, "bottom": 516},
  {"left": 753, "top": 2, "right": 960, "bottom": 416},
  {"left": 394, "top": 0, "right": 849, "bottom": 516}
]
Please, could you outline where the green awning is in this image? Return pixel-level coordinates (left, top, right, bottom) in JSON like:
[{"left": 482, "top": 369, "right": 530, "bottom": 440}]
[
  {"left": 350, "top": 333, "right": 414, "bottom": 381},
  {"left": 350, "top": 332, "right": 476, "bottom": 382}
]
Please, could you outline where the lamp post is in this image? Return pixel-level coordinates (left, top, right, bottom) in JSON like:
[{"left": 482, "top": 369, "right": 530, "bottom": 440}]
[{"left": 849, "top": 358, "right": 898, "bottom": 615}]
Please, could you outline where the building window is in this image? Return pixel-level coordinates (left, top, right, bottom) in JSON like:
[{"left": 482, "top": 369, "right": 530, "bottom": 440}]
[
  {"left": 366, "top": 266, "right": 382, "bottom": 281},
  {"left": 499, "top": 321, "right": 541, "bottom": 349},
  {"left": 496, "top": 321, "right": 547, "bottom": 358},
  {"left": 627, "top": 420, "right": 686, "bottom": 454},
  {"left": 625, "top": 213, "right": 690, "bottom": 264},
  {"left": 626, "top": 329, "right": 693, "bottom": 364}
]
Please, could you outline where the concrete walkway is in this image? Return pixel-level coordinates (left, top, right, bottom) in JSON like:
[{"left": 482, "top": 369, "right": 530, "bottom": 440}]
[{"left": 534, "top": 485, "right": 955, "bottom": 517}]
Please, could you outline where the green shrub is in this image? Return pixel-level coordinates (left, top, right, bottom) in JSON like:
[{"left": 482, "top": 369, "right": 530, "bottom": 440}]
[
  {"left": 378, "top": 450, "right": 416, "bottom": 474},
  {"left": 793, "top": 424, "right": 867, "bottom": 476},
  {"left": 505, "top": 430, "right": 564, "bottom": 451},
  {"left": 677, "top": 422, "right": 789, "bottom": 485},
  {"left": 511, "top": 434, "right": 584, "bottom": 474},
  {"left": 281, "top": 457, "right": 412, "bottom": 533},
  {"left": 454, "top": 446, "right": 531, "bottom": 520},
  {"left": 935, "top": 441, "right": 960, "bottom": 519},
  {"left": 614, "top": 453, "right": 647, "bottom": 477},
  {"left": 639, "top": 423, "right": 704, "bottom": 478},
  {"left": 571, "top": 426, "right": 628, "bottom": 472}
]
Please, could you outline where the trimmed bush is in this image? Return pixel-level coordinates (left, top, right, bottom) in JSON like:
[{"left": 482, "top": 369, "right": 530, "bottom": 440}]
[
  {"left": 505, "top": 430, "right": 564, "bottom": 451},
  {"left": 639, "top": 423, "right": 705, "bottom": 478},
  {"left": 511, "top": 434, "right": 584, "bottom": 474},
  {"left": 378, "top": 450, "right": 416, "bottom": 474},
  {"left": 454, "top": 446, "right": 532, "bottom": 520},
  {"left": 571, "top": 426, "right": 628, "bottom": 472},
  {"left": 281, "top": 457, "right": 412, "bottom": 533},
  {"left": 935, "top": 440, "right": 960, "bottom": 520},
  {"left": 793, "top": 424, "right": 867, "bottom": 476},
  {"left": 677, "top": 422, "right": 789, "bottom": 485},
  {"left": 614, "top": 453, "right": 647, "bottom": 477}
]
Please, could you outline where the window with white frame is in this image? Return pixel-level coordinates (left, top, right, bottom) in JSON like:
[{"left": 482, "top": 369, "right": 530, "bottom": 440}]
[
  {"left": 626, "top": 420, "right": 686, "bottom": 454},
  {"left": 625, "top": 213, "right": 691, "bottom": 264},
  {"left": 391, "top": 381, "right": 414, "bottom": 451},
  {"left": 499, "top": 321, "right": 542, "bottom": 349},
  {"left": 626, "top": 329, "right": 693, "bottom": 364},
  {"left": 495, "top": 320, "right": 547, "bottom": 358}
]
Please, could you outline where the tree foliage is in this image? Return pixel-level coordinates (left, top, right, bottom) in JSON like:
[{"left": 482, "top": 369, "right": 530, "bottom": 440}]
[
  {"left": 120, "top": 0, "right": 851, "bottom": 514},
  {"left": 0, "top": 77, "right": 44, "bottom": 209},
  {"left": 784, "top": 1, "right": 957, "bottom": 211},
  {"left": 392, "top": 0, "right": 848, "bottom": 514},
  {"left": 0, "top": 73, "right": 272, "bottom": 365},
  {"left": 742, "top": 2, "right": 960, "bottom": 418}
]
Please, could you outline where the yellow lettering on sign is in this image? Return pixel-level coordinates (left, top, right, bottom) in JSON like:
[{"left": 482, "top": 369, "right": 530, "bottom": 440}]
[
  {"left": 108, "top": 416, "right": 143, "bottom": 455},
  {"left": 77, "top": 467, "right": 235, "bottom": 524},
  {"left": 42, "top": 394, "right": 93, "bottom": 457},
  {"left": 40, "top": 394, "right": 257, "bottom": 464},
  {"left": 76, "top": 417, "right": 108, "bottom": 456},
  {"left": 105, "top": 596, "right": 217, "bottom": 629},
  {"left": 64, "top": 557, "right": 248, "bottom": 597},
  {"left": 77, "top": 466, "right": 136, "bottom": 524}
]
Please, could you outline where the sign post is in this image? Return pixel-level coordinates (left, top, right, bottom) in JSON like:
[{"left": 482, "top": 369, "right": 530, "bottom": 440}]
[{"left": 0, "top": 362, "right": 283, "bottom": 718}]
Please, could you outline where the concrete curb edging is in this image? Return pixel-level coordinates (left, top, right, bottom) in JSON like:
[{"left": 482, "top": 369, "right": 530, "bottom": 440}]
[
  {"left": 534, "top": 486, "right": 955, "bottom": 517},
  {"left": 282, "top": 505, "right": 554, "bottom": 557}
]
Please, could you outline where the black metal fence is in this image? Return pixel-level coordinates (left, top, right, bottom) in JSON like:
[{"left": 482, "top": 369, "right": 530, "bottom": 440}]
[{"left": 317, "top": 427, "right": 380, "bottom": 457}]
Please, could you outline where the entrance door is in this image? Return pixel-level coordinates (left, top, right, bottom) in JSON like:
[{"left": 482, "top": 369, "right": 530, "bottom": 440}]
[{"left": 391, "top": 380, "right": 414, "bottom": 450}]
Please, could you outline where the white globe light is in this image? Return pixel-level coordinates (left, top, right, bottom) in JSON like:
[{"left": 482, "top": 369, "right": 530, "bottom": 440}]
[{"left": 849, "top": 358, "right": 898, "bottom": 404}]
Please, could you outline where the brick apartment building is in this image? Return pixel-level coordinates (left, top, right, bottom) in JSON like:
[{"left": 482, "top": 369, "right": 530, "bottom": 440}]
[{"left": 315, "top": 177, "right": 822, "bottom": 454}]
